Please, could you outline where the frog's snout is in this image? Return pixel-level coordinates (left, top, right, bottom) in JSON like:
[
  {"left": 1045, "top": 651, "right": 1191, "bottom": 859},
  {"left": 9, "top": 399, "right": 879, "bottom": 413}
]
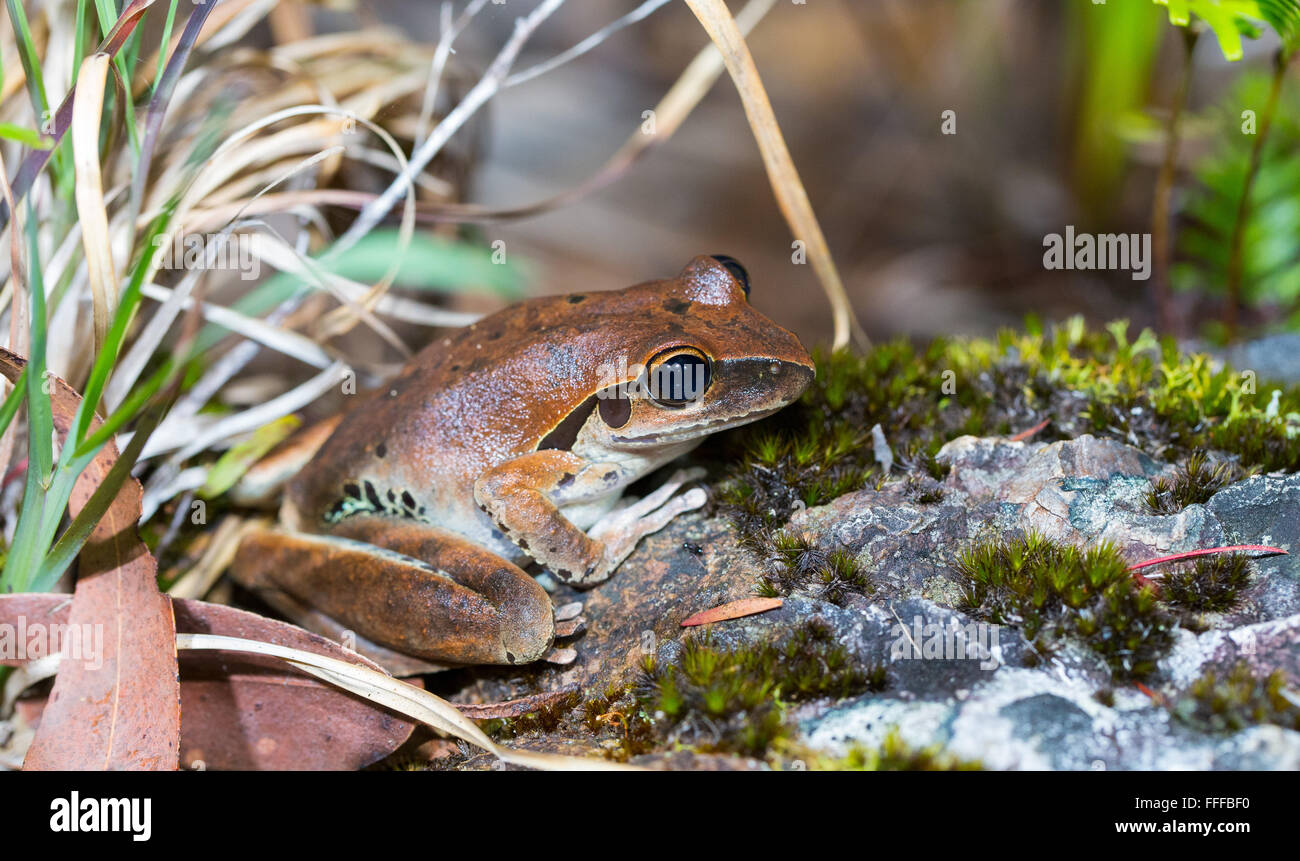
[
  {"left": 718, "top": 356, "right": 814, "bottom": 412},
  {"left": 766, "top": 357, "right": 816, "bottom": 405}
]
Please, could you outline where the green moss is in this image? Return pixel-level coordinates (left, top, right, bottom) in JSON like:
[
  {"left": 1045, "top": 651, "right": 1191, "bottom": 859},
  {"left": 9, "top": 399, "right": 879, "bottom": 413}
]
[
  {"left": 1145, "top": 450, "right": 1241, "bottom": 514},
  {"left": 955, "top": 532, "right": 1175, "bottom": 680},
  {"left": 1174, "top": 662, "right": 1300, "bottom": 733},
  {"left": 754, "top": 532, "right": 873, "bottom": 605},
  {"left": 801, "top": 729, "right": 982, "bottom": 771},
  {"left": 709, "top": 318, "right": 1299, "bottom": 553},
  {"left": 1162, "top": 554, "right": 1253, "bottom": 614},
  {"left": 481, "top": 690, "right": 581, "bottom": 740},
  {"left": 635, "top": 621, "right": 885, "bottom": 757},
  {"left": 577, "top": 683, "right": 657, "bottom": 761},
  {"left": 703, "top": 318, "right": 1299, "bottom": 621}
]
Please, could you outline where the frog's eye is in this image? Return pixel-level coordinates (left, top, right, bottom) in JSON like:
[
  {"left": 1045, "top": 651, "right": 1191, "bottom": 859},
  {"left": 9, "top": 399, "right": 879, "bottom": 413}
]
[
  {"left": 646, "top": 346, "right": 711, "bottom": 408},
  {"left": 710, "top": 254, "right": 749, "bottom": 298}
]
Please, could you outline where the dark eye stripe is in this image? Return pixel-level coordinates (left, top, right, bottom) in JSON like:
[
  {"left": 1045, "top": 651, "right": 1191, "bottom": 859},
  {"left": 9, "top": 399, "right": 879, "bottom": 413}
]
[{"left": 538, "top": 394, "right": 598, "bottom": 451}]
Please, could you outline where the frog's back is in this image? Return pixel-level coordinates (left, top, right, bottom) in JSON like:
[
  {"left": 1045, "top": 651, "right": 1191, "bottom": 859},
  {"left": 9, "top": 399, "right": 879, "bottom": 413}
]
[{"left": 285, "top": 288, "right": 649, "bottom": 536}]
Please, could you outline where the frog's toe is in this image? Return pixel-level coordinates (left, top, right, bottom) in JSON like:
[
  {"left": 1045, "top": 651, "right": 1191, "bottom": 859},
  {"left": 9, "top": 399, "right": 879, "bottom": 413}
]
[
  {"left": 543, "top": 646, "right": 578, "bottom": 666},
  {"left": 588, "top": 470, "right": 706, "bottom": 545}
]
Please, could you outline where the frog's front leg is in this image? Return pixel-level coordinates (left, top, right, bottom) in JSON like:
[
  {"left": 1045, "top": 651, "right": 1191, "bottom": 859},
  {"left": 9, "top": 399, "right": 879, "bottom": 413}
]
[
  {"left": 233, "top": 517, "right": 555, "bottom": 665},
  {"left": 473, "top": 450, "right": 706, "bottom": 587}
]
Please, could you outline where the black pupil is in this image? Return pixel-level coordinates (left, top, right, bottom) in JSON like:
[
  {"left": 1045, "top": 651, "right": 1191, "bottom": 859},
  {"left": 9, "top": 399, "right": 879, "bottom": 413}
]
[
  {"left": 650, "top": 354, "right": 709, "bottom": 406},
  {"left": 710, "top": 254, "right": 749, "bottom": 296}
]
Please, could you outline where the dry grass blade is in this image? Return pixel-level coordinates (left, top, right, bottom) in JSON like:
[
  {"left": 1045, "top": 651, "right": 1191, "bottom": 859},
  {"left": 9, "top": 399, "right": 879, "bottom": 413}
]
[
  {"left": 338, "top": 0, "right": 566, "bottom": 250},
  {"left": 136, "top": 281, "right": 335, "bottom": 369},
  {"left": 71, "top": 53, "right": 117, "bottom": 356},
  {"left": 418, "top": 0, "right": 776, "bottom": 225},
  {"left": 144, "top": 359, "right": 348, "bottom": 461},
  {"left": 176, "top": 633, "right": 641, "bottom": 771},
  {"left": 683, "top": 0, "right": 863, "bottom": 350}
]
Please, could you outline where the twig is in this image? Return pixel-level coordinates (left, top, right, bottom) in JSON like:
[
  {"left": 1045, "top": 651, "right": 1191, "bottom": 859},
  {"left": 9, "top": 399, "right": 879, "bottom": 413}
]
[
  {"left": 504, "top": 0, "right": 674, "bottom": 88},
  {"left": 682, "top": 0, "right": 864, "bottom": 350},
  {"left": 338, "top": 0, "right": 567, "bottom": 253},
  {"left": 414, "top": 0, "right": 490, "bottom": 148}
]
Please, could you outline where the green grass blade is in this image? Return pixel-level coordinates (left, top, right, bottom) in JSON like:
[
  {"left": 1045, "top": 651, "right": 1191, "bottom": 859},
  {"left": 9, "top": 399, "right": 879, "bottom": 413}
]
[
  {"left": 31, "top": 396, "right": 170, "bottom": 592},
  {"left": 1, "top": 204, "right": 54, "bottom": 594},
  {"left": 0, "top": 367, "right": 28, "bottom": 442},
  {"left": 0, "top": 123, "right": 51, "bottom": 149},
  {"left": 4, "top": 0, "right": 49, "bottom": 121},
  {"left": 152, "top": 0, "right": 180, "bottom": 94}
]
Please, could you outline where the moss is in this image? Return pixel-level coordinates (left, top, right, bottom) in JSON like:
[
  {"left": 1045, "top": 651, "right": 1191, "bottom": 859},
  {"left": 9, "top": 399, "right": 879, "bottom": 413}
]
[
  {"left": 905, "top": 480, "right": 945, "bottom": 505},
  {"left": 634, "top": 621, "right": 885, "bottom": 757},
  {"left": 1145, "top": 450, "right": 1241, "bottom": 514},
  {"left": 754, "top": 532, "right": 873, "bottom": 605},
  {"left": 1174, "top": 662, "right": 1300, "bottom": 733},
  {"left": 955, "top": 532, "right": 1175, "bottom": 680},
  {"left": 1162, "top": 554, "right": 1253, "bottom": 614},
  {"left": 577, "top": 683, "right": 657, "bottom": 761},
  {"left": 480, "top": 690, "right": 581, "bottom": 740},
  {"left": 708, "top": 317, "right": 1299, "bottom": 553},
  {"left": 798, "top": 729, "right": 982, "bottom": 771}
]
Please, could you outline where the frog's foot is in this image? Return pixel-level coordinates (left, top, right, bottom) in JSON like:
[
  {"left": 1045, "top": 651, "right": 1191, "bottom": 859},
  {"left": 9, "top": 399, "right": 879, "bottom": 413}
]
[
  {"left": 588, "top": 467, "right": 707, "bottom": 570},
  {"left": 475, "top": 451, "right": 705, "bottom": 589},
  {"left": 232, "top": 518, "right": 555, "bottom": 666}
]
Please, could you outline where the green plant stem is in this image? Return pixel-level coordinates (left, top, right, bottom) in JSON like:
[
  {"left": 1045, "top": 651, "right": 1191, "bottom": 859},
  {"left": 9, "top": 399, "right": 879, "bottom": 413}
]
[
  {"left": 1224, "top": 47, "right": 1292, "bottom": 342},
  {"left": 1151, "top": 26, "right": 1199, "bottom": 338}
]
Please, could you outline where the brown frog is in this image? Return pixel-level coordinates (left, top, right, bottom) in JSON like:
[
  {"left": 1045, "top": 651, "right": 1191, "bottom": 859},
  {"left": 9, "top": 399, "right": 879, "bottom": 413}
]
[{"left": 231, "top": 255, "right": 814, "bottom": 668}]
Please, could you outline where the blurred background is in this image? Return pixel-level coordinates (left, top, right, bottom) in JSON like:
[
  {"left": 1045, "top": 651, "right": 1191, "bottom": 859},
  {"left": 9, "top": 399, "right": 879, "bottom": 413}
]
[{"left": 287, "top": 0, "right": 1300, "bottom": 348}]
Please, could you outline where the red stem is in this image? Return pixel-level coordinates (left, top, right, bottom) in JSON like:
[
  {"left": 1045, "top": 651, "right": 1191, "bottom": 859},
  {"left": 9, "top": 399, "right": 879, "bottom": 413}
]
[{"left": 1128, "top": 544, "right": 1288, "bottom": 572}]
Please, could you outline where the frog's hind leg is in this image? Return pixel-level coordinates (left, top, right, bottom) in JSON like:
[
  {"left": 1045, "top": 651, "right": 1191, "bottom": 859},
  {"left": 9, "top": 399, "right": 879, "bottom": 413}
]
[{"left": 231, "top": 517, "right": 554, "bottom": 666}]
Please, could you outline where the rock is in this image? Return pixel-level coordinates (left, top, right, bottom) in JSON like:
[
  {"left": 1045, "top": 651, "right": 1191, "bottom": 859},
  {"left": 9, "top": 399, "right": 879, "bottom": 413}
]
[
  {"left": 1161, "top": 613, "right": 1300, "bottom": 689},
  {"left": 444, "top": 433, "right": 1300, "bottom": 770},
  {"left": 1206, "top": 474, "right": 1300, "bottom": 620},
  {"left": 801, "top": 663, "right": 1300, "bottom": 770}
]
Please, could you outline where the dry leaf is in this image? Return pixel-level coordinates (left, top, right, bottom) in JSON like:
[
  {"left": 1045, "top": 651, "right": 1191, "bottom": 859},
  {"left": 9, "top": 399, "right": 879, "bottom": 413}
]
[
  {"left": 454, "top": 685, "right": 579, "bottom": 720},
  {"left": 0, "top": 350, "right": 181, "bottom": 771},
  {"left": 0, "top": 595, "right": 415, "bottom": 770},
  {"left": 681, "top": 597, "right": 784, "bottom": 627},
  {"left": 172, "top": 601, "right": 414, "bottom": 770}
]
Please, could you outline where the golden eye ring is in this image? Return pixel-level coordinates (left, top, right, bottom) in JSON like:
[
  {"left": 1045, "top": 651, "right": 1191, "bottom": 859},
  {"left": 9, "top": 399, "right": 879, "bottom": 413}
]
[{"left": 645, "top": 346, "right": 711, "bottom": 408}]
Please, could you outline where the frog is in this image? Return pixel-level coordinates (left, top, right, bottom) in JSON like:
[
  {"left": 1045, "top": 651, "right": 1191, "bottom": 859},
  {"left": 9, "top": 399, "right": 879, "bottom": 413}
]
[{"left": 230, "top": 255, "right": 814, "bottom": 669}]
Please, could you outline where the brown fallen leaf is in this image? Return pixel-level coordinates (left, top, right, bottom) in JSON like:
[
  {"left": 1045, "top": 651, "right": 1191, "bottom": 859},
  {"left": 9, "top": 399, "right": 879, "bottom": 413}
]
[
  {"left": 172, "top": 601, "right": 415, "bottom": 770},
  {"left": 1009, "top": 418, "right": 1051, "bottom": 442},
  {"left": 681, "top": 597, "right": 784, "bottom": 627},
  {"left": 0, "top": 349, "right": 181, "bottom": 771},
  {"left": 453, "top": 685, "right": 580, "bottom": 720},
  {"left": 0, "top": 595, "right": 416, "bottom": 770}
]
